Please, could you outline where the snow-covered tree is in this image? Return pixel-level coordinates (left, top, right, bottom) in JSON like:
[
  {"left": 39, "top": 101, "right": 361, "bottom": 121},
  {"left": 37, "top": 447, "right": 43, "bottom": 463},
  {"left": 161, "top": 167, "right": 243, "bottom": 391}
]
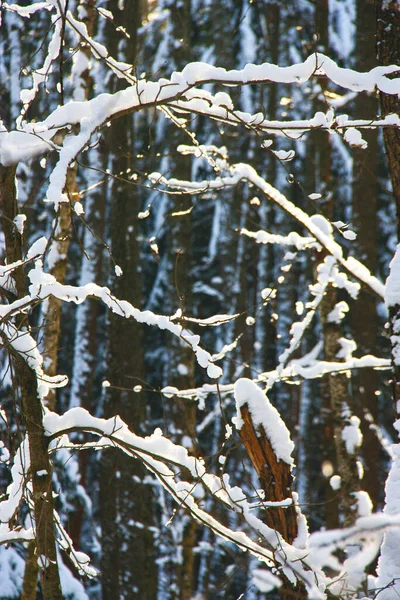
[{"left": 1, "top": 2, "right": 400, "bottom": 599}]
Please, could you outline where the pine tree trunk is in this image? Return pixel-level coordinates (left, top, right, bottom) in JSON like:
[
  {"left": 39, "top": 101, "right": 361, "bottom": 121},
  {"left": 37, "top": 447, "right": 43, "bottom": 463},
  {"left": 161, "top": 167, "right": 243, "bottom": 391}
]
[{"left": 320, "top": 284, "right": 361, "bottom": 526}]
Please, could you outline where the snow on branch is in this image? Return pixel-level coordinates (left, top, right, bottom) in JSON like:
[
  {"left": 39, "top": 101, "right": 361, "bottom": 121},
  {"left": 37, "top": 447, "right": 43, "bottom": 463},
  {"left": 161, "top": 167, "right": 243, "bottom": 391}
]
[
  {"left": 169, "top": 97, "right": 400, "bottom": 143},
  {"left": 66, "top": 10, "right": 134, "bottom": 82},
  {"left": 240, "top": 228, "right": 317, "bottom": 251},
  {"left": 151, "top": 164, "right": 384, "bottom": 299},
  {"left": 45, "top": 407, "right": 327, "bottom": 598},
  {"left": 234, "top": 379, "right": 294, "bottom": 466},
  {"left": 26, "top": 241, "right": 222, "bottom": 379},
  {"left": 385, "top": 244, "right": 400, "bottom": 308},
  {"left": 0, "top": 321, "right": 68, "bottom": 399},
  {"left": 165, "top": 354, "right": 390, "bottom": 402},
  {"left": 0, "top": 438, "right": 30, "bottom": 526},
  {"left": 1, "top": 51, "right": 399, "bottom": 207},
  {"left": 16, "top": 1, "right": 64, "bottom": 121}
]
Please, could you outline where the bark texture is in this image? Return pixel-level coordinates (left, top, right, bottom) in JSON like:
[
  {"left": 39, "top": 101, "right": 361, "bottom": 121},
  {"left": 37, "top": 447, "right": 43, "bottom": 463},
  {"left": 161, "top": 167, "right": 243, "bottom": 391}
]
[
  {"left": 377, "top": 1, "right": 400, "bottom": 404},
  {"left": 0, "top": 165, "right": 62, "bottom": 600},
  {"left": 377, "top": 1, "right": 400, "bottom": 240},
  {"left": 99, "top": 2, "right": 157, "bottom": 598},
  {"left": 237, "top": 404, "right": 307, "bottom": 600}
]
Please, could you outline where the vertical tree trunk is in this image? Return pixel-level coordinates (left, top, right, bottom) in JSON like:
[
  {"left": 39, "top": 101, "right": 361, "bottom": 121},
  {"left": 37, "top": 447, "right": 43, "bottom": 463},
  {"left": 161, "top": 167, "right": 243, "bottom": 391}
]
[
  {"left": 350, "top": 0, "right": 380, "bottom": 509},
  {"left": 99, "top": 2, "right": 157, "bottom": 598},
  {"left": 377, "top": 1, "right": 400, "bottom": 241},
  {"left": 308, "top": 0, "right": 341, "bottom": 530},
  {"left": 64, "top": 0, "right": 102, "bottom": 553},
  {"left": 164, "top": 3, "right": 197, "bottom": 597},
  {"left": 320, "top": 285, "right": 361, "bottom": 526},
  {"left": 42, "top": 0, "right": 96, "bottom": 411},
  {"left": 0, "top": 165, "right": 62, "bottom": 600}
]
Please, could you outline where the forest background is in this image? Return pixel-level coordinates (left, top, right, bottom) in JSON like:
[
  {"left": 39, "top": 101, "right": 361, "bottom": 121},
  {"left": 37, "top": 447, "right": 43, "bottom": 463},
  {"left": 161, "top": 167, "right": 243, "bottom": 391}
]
[{"left": 1, "top": 0, "right": 400, "bottom": 599}]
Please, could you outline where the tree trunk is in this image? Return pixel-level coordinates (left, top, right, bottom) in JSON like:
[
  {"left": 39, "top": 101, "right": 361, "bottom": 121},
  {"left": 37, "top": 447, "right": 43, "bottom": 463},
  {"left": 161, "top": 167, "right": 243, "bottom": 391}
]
[
  {"left": 377, "top": 1, "right": 400, "bottom": 241},
  {"left": 42, "top": 0, "right": 96, "bottom": 411},
  {"left": 320, "top": 284, "right": 361, "bottom": 526},
  {"left": 0, "top": 164, "right": 62, "bottom": 600},
  {"left": 377, "top": 0, "right": 400, "bottom": 450},
  {"left": 349, "top": 0, "right": 380, "bottom": 510},
  {"left": 99, "top": 2, "right": 157, "bottom": 598}
]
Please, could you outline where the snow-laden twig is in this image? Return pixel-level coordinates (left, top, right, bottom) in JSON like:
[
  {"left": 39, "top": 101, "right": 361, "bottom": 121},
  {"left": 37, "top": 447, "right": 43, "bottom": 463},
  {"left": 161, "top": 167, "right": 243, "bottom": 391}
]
[
  {"left": 45, "top": 408, "right": 328, "bottom": 598},
  {"left": 25, "top": 240, "right": 222, "bottom": 379},
  {"left": 151, "top": 163, "right": 384, "bottom": 298},
  {"left": 16, "top": 0, "right": 64, "bottom": 124},
  {"left": 1, "top": 51, "right": 399, "bottom": 201},
  {"left": 161, "top": 354, "right": 390, "bottom": 402}
]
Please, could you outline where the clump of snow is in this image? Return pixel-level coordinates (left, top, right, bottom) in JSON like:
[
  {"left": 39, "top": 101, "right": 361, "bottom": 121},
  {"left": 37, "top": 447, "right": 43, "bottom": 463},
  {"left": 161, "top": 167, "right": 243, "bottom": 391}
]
[
  {"left": 354, "top": 491, "right": 372, "bottom": 517},
  {"left": 272, "top": 149, "right": 295, "bottom": 161},
  {"left": 309, "top": 214, "right": 333, "bottom": 237},
  {"left": 233, "top": 378, "right": 294, "bottom": 466},
  {"left": 37, "top": 554, "right": 51, "bottom": 570},
  {"left": 342, "top": 416, "right": 363, "bottom": 454},
  {"left": 261, "top": 139, "right": 272, "bottom": 150},
  {"left": 74, "top": 201, "right": 85, "bottom": 215},
  {"left": 207, "top": 362, "right": 222, "bottom": 379},
  {"left": 162, "top": 386, "right": 179, "bottom": 398},
  {"left": 336, "top": 337, "right": 357, "bottom": 360},
  {"left": 13, "top": 214, "right": 26, "bottom": 235},
  {"left": 252, "top": 568, "right": 281, "bottom": 593},
  {"left": 330, "top": 475, "right": 341, "bottom": 490},
  {"left": 385, "top": 244, "right": 400, "bottom": 307},
  {"left": 342, "top": 229, "right": 357, "bottom": 241},
  {"left": 261, "top": 287, "right": 275, "bottom": 301},
  {"left": 327, "top": 301, "right": 349, "bottom": 323},
  {"left": 344, "top": 128, "right": 367, "bottom": 149}
]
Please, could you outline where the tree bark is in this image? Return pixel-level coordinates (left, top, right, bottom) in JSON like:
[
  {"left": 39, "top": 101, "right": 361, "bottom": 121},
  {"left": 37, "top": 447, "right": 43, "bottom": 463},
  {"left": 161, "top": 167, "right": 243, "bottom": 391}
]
[
  {"left": 377, "top": 2, "right": 400, "bottom": 407},
  {"left": 99, "top": 2, "right": 157, "bottom": 598},
  {"left": 42, "top": 0, "right": 96, "bottom": 411},
  {"left": 349, "top": 0, "right": 380, "bottom": 510},
  {"left": 377, "top": 1, "right": 400, "bottom": 241},
  {"left": 237, "top": 403, "right": 307, "bottom": 600},
  {"left": 0, "top": 164, "right": 62, "bottom": 600},
  {"left": 320, "top": 284, "right": 361, "bottom": 526}
]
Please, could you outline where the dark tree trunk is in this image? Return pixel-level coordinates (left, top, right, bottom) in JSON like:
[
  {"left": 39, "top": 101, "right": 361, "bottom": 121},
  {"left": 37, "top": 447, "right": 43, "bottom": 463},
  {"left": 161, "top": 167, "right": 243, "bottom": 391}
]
[
  {"left": 99, "top": 2, "right": 157, "bottom": 598},
  {"left": 350, "top": 0, "right": 380, "bottom": 510},
  {"left": 0, "top": 165, "right": 62, "bottom": 600},
  {"left": 377, "top": 2, "right": 400, "bottom": 405}
]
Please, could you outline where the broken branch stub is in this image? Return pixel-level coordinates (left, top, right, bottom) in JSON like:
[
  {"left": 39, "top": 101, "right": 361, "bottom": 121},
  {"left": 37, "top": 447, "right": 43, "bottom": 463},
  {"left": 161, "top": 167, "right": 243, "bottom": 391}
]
[{"left": 238, "top": 404, "right": 298, "bottom": 544}]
